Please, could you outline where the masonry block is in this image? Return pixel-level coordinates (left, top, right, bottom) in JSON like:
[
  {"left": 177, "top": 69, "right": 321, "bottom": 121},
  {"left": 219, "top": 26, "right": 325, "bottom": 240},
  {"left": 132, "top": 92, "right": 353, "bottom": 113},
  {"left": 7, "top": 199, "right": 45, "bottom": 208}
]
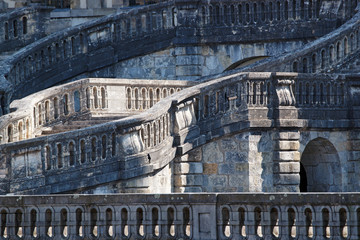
[
  {"left": 174, "top": 175, "right": 203, "bottom": 186},
  {"left": 174, "top": 162, "right": 203, "bottom": 174},
  {"left": 275, "top": 140, "right": 300, "bottom": 151},
  {"left": 274, "top": 174, "right": 300, "bottom": 185},
  {"left": 203, "top": 163, "right": 218, "bottom": 174},
  {"left": 273, "top": 162, "right": 300, "bottom": 174}
]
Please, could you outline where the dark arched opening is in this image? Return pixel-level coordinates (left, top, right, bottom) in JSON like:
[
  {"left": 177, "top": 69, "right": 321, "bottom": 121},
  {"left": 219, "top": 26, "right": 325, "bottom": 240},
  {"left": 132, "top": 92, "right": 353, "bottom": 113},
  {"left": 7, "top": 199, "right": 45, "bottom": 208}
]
[
  {"left": 301, "top": 137, "right": 341, "bottom": 192},
  {"left": 300, "top": 162, "right": 308, "bottom": 192}
]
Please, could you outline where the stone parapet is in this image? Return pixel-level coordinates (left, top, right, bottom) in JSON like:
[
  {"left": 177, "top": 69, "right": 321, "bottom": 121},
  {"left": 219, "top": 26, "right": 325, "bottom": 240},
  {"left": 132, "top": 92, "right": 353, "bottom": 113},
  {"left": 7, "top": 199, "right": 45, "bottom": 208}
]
[{"left": 0, "top": 193, "right": 354, "bottom": 239}]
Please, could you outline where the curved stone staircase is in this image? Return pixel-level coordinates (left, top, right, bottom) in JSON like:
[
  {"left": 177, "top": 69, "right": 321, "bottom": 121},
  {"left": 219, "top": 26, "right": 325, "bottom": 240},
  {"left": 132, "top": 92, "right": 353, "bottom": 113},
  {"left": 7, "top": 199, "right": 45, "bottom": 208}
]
[{"left": 0, "top": 0, "right": 360, "bottom": 195}]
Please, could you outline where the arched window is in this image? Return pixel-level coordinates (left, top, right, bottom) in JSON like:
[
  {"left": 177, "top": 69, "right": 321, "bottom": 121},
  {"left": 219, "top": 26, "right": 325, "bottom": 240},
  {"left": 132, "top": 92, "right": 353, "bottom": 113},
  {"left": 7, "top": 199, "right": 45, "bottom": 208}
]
[
  {"left": 13, "top": 20, "right": 17, "bottom": 38},
  {"left": 54, "top": 97, "right": 59, "bottom": 119},
  {"left": 74, "top": 91, "right": 81, "bottom": 112},
  {"left": 30, "top": 209, "right": 37, "bottom": 238},
  {"left": 45, "top": 146, "right": 51, "bottom": 170},
  {"left": 38, "top": 104, "right": 42, "bottom": 125},
  {"left": 4, "top": 22, "right": 8, "bottom": 40},
  {"left": 45, "top": 209, "right": 52, "bottom": 237},
  {"left": 15, "top": 210, "right": 22, "bottom": 238},
  {"left": 18, "top": 122, "right": 23, "bottom": 141},
  {"left": 102, "top": 135, "right": 107, "bottom": 159},
  {"left": 25, "top": 119, "right": 30, "bottom": 139},
  {"left": 127, "top": 88, "right": 132, "bottom": 109},
  {"left": 57, "top": 144, "right": 63, "bottom": 169},
  {"left": 76, "top": 209, "right": 83, "bottom": 237},
  {"left": 93, "top": 87, "right": 98, "bottom": 109},
  {"left": 71, "top": 37, "right": 76, "bottom": 55},
  {"left": 302, "top": 58, "right": 308, "bottom": 73},
  {"left": 101, "top": 88, "right": 106, "bottom": 109},
  {"left": 106, "top": 209, "right": 113, "bottom": 237},
  {"left": 91, "top": 137, "right": 97, "bottom": 161},
  {"left": 22, "top": 17, "right": 27, "bottom": 35},
  {"left": 63, "top": 94, "right": 69, "bottom": 115},
  {"left": 45, "top": 101, "right": 50, "bottom": 123},
  {"left": 7, "top": 125, "right": 13, "bottom": 143},
  {"left": 91, "top": 209, "right": 98, "bottom": 237},
  {"left": 69, "top": 142, "right": 75, "bottom": 166},
  {"left": 80, "top": 140, "right": 86, "bottom": 163},
  {"left": 60, "top": 209, "right": 68, "bottom": 238},
  {"left": 172, "top": 8, "right": 178, "bottom": 26}
]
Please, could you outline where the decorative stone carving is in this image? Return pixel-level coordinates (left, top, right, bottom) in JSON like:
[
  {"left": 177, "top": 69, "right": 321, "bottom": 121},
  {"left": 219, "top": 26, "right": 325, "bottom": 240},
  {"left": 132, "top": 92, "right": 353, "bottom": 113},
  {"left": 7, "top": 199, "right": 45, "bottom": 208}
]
[{"left": 276, "top": 79, "right": 295, "bottom": 106}]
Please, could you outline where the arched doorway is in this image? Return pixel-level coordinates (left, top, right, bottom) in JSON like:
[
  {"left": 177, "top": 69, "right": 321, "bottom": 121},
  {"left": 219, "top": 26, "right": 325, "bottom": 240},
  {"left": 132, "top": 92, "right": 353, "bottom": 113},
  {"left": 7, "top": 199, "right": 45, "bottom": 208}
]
[{"left": 300, "top": 138, "right": 342, "bottom": 192}]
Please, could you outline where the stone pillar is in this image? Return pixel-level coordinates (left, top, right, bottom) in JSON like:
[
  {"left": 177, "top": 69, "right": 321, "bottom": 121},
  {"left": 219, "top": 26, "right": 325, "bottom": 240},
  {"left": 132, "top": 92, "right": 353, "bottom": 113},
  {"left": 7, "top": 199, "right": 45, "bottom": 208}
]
[
  {"left": 173, "top": 149, "right": 203, "bottom": 192},
  {"left": 272, "top": 74, "right": 302, "bottom": 192},
  {"left": 273, "top": 131, "right": 300, "bottom": 192}
]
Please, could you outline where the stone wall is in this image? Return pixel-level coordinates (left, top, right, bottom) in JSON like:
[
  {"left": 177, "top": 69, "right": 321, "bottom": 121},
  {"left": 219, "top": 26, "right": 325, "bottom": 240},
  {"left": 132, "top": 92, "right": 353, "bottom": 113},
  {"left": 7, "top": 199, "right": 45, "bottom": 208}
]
[{"left": 113, "top": 42, "right": 305, "bottom": 81}]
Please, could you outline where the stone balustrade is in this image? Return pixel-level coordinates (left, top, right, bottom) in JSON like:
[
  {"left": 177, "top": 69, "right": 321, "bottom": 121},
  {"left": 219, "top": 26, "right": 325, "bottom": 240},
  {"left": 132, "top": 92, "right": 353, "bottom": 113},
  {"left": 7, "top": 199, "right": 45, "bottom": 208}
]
[
  {"left": 3, "top": 1, "right": 177, "bottom": 101},
  {"left": 0, "top": 193, "right": 356, "bottom": 239},
  {"left": 199, "top": 0, "right": 343, "bottom": 29},
  {"left": 0, "top": 6, "right": 53, "bottom": 53},
  {"left": 0, "top": 78, "right": 192, "bottom": 144},
  {"left": 1, "top": 72, "right": 360, "bottom": 194},
  {"left": 0, "top": 0, "right": 353, "bottom": 107},
  {"left": 235, "top": 4, "right": 360, "bottom": 74}
]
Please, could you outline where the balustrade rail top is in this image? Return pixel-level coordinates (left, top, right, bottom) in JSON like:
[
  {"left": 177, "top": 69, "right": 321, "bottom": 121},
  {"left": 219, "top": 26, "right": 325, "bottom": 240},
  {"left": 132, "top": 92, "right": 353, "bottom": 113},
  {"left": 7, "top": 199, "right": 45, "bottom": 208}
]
[{"left": 0, "top": 193, "right": 359, "bottom": 205}]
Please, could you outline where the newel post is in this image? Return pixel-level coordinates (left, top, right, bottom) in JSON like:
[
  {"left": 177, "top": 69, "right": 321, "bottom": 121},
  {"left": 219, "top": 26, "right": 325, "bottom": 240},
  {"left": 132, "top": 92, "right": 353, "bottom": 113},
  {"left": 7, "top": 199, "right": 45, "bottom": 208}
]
[{"left": 272, "top": 74, "right": 303, "bottom": 192}]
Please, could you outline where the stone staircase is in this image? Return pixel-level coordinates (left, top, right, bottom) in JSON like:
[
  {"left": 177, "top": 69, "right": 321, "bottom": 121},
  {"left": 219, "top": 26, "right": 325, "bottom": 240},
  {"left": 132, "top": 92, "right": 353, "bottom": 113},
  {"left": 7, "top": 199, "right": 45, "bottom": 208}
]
[{"left": 38, "top": 113, "right": 133, "bottom": 136}]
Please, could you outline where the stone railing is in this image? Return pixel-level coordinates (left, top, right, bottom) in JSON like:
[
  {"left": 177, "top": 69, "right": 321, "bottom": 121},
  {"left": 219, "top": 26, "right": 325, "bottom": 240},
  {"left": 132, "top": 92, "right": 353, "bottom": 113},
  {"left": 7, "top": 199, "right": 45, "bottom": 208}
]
[
  {"left": 0, "top": 193, "right": 357, "bottom": 239},
  {"left": 233, "top": 4, "right": 360, "bottom": 74},
  {"left": 196, "top": 0, "right": 354, "bottom": 43},
  {"left": 0, "top": 78, "right": 193, "bottom": 144},
  {"left": 198, "top": 0, "right": 357, "bottom": 29},
  {"left": 1, "top": 72, "right": 359, "bottom": 194},
  {"left": 0, "top": 0, "right": 354, "bottom": 105},
  {"left": 0, "top": 6, "right": 53, "bottom": 53},
  {"left": 2, "top": 1, "right": 177, "bottom": 101}
]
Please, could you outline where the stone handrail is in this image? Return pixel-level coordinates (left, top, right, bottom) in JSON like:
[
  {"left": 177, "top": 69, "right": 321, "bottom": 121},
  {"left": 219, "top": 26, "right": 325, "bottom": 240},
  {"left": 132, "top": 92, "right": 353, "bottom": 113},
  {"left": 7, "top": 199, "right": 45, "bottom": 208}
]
[
  {"left": 0, "top": 78, "right": 193, "bottom": 144},
  {"left": 231, "top": 4, "right": 360, "bottom": 74},
  {"left": 0, "top": 72, "right": 359, "bottom": 194},
  {"left": 0, "top": 193, "right": 357, "bottom": 239}
]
